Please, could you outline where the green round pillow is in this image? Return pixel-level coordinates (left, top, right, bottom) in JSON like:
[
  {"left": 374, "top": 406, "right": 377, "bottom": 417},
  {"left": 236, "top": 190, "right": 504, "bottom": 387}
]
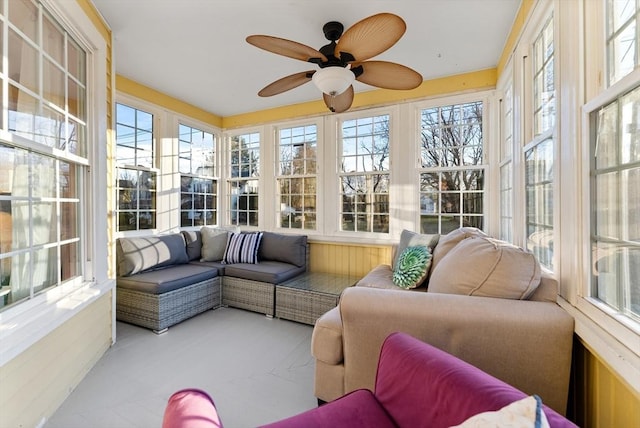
[{"left": 392, "top": 245, "right": 431, "bottom": 289}]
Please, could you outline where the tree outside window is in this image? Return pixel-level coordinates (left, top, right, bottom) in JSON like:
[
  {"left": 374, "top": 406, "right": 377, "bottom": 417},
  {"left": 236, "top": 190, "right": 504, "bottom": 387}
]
[{"left": 419, "top": 101, "right": 485, "bottom": 234}]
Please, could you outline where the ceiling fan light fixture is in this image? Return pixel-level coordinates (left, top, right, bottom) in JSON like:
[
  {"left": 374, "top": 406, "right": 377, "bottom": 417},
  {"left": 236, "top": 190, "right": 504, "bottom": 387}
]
[{"left": 312, "top": 66, "right": 355, "bottom": 96}]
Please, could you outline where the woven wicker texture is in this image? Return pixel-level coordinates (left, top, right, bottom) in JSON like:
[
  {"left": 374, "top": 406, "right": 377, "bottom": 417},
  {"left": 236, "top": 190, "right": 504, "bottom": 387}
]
[
  {"left": 222, "top": 276, "right": 275, "bottom": 316},
  {"left": 116, "top": 277, "right": 221, "bottom": 332},
  {"left": 275, "top": 287, "right": 339, "bottom": 325}
]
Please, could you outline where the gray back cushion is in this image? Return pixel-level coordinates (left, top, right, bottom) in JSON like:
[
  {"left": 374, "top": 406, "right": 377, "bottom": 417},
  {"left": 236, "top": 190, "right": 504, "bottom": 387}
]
[
  {"left": 117, "top": 233, "right": 188, "bottom": 276},
  {"left": 258, "top": 232, "right": 307, "bottom": 267},
  {"left": 181, "top": 230, "right": 202, "bottom": 261}
]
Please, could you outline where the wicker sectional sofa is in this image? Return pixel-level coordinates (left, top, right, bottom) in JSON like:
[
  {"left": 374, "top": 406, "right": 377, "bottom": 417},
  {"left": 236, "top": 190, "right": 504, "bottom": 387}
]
[{"left": 115, "top": 229, "right": 308, "bottom": 333}]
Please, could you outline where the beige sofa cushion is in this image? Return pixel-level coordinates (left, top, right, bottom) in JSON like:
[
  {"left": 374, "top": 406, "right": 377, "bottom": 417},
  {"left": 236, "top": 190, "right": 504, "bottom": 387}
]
[
  {"left": 430, "top": 227, "right": 487, "bottom": 274},
  {"left": 428, "top": 236, "right": 541, "bottom": 299},
  {"left": 356, "top": 264, "right": 428, "bottom": 291}
]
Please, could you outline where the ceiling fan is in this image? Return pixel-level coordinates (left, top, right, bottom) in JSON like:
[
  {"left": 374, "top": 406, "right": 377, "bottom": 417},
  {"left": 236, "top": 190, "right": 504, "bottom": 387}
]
[{"left": 246, "top": 13, "right": 423, "bottom": 113}]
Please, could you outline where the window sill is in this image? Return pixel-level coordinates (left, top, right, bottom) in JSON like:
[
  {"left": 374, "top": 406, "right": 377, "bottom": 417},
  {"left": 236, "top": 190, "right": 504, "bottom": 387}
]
[
  {"left": 0, "top": 279, "right": 115, "bottom": 367},
  {"left": 558, "top": 297, "right": 640, "bottom": 396}
]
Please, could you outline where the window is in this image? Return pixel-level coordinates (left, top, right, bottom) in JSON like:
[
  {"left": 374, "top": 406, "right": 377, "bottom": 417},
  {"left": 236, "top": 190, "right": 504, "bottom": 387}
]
[
  {"left": 179, "top": 123, "right": 217, "bottom": 227},
  {"left": 500, "top": 84, "right": 514, "bottom": 242},
  {"left": 607, "top": 0, "right": 640, "bottom": 86},
  {"left": 419, "top": 101, "right": 485, "bottom": 234},
  {"left": 0, "top": 0, "right": 87, "bottom": 310},
  {"left": 228, "top": 132, "right": 259, "bottom": 227},
  {"left": 590, "top": 85, "right": 640, "bottom": 322},
  {"left": 525, "top": 16, "right": 555, "bottom": 269},
  {"left": 277, "top": 124, "right": 317, "bottom": 230},
  {"left": 115, "top": 103, "right": 156, "bottom": 231},
  {"left": 339, "top": 114, "right": 390, "bottom": 233}
]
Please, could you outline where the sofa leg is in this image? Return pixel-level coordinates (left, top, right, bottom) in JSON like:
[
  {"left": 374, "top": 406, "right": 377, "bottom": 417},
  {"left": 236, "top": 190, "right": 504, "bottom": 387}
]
[{"left": 153, "top": 328, "right": 168, "bottom": 335}]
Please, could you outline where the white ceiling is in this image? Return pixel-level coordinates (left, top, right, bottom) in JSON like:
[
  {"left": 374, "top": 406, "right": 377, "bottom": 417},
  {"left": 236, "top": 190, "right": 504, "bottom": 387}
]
[{"left": 91, "top": 0, "right": 520, "bottom": 117}]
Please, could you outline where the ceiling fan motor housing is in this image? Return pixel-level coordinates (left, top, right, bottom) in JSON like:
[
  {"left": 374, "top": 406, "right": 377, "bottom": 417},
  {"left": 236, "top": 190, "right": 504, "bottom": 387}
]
[{"left": 323, "top": 21, "right": 344, "bottom": 41}]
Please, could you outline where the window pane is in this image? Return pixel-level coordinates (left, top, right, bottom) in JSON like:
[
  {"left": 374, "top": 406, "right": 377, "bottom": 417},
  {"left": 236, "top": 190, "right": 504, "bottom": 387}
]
[
  {"left": 525, "top": 139, "right": 554, "bottom": 269},
  {"left": 620, "top": 87, "right": 640, "bottom": 165},
  {"left": 277, "top": 124, "right": 317, "bottom": 230},
  {"left": 419, "top": 101, "right": 485, "bottom": 234},
  {"left": 116, "top": 104, "right": 156, "bottom": 231},
  {"left": 68, "top": 77, "right": 86, "bottom": 121},
  {"left": 61, "top": 241, "right": 80, "bottom": 282},
  {"left": 43, "top": 12, "right": 64, "bottom": 65},
  {"left": 229, "top": 133, "right": 260, "bottom": 226},
  {"left": 8, "top": 28, "right": 38, "bottom": 93},
  {"left": 8, "top": 0, "right": 38, "bottom": 42},
  {"left": 607, "top": 0, "right": 639, "bottom": 85},
  {"left": 595, "top": 102, "right": 619, "bottom": 169},
  {"left": 67, "top": 38, "right": 86, "bottom": 84},
  {"left": 533, "top": 17, "right": 555, "bottom": 136}
]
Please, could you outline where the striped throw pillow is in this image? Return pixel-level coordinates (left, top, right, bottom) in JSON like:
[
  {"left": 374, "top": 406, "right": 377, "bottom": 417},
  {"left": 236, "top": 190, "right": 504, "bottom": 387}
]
[{"left": 222, "top": 232, "right": 263, "bottom": 264}]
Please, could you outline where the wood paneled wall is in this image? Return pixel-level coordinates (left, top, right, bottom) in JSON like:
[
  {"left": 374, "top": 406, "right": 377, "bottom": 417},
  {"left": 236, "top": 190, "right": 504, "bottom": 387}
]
[
  {"left": 309, "top": 241, "right": 393, "bottom": 277},
  {"left": 570, "top": 338, "right": 640, "bottom": 428}
]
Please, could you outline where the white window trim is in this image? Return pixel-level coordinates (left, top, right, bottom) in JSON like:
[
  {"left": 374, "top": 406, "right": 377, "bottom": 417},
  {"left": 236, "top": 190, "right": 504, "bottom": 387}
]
[
  {"left": 174, "top": 117, "right": 222, "bottom": 231},
  {"left": 412, "top": 93, "right": 492, "bottom": 235},
  {"left": 575, "top": 67, "right": 640, "bottom": 392},
  {"left": 271, "top": 117, "right": 324, "bottom": 236},
  {"left": 0, "top": 0, "right": 113, "bottom": 366},
  {"left": 330, "top": 106, "right": 397, "bottom": 240},
  {"left": 223, "top": 126, "right": 264, "bottom": 229},
  {"left": 114, "top": 94, "right": 164, "bottom": 236}
]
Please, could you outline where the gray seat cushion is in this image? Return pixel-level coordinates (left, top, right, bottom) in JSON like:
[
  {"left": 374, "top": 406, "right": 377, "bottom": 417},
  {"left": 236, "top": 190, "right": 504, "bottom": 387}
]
[
  {"left": 190, "top": 260, "right": 226, "bottom": 276},
  {"left": 117, "top": 264, "right": 218, "bottom": 294},
  {"left": 224, "top": 261, "right": 306, "bottom": 284}
]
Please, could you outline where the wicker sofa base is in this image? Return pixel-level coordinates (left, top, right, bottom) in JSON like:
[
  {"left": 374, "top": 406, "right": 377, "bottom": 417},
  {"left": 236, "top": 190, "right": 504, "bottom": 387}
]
[
  {"left": 222, "top": 276, "right": 275, "bottom": 316},
  {"left": 116, "top": 277, "right": 221, "bottom": 333}
]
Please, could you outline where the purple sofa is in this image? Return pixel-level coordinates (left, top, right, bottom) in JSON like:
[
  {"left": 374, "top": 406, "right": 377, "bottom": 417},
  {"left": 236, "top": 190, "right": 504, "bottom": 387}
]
[{"left": 162, "top": 332, "right": 577, "bottom": 428}]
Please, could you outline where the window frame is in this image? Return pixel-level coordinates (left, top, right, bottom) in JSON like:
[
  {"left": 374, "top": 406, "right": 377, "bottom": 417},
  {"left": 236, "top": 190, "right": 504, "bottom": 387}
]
[
  {"left": 0, "top": 0, "right": 111, "bottom": 366},
  {"left": 336, "top": 110, "right": 392, "bottom": 236},
  {"left": 499, "top": 77, "right": 515, "bottom": 242},
  {"left": 523, "top": 13, "right": 557, "bottom": 271},
  {"left": 274, "top": 120, "right": 321, "bottom": 232},
  {"left": 177, "top": 121, "right": 219, "bottom": 229},
  {"left": 582, "top": 67, "right": 640, "bottom": 346},
  {"left": 414, "top": 96, "right": 488, "bottom": 235},
  {"left": 114, "top": 100, "right": 158, "bottom": 232},
  {"left": 226, "top": 128, "right": 262, "bottom": 228}
]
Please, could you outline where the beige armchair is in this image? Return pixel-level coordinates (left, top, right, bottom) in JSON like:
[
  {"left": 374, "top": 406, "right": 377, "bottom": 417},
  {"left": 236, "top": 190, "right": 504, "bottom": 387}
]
[{"left": 311, "top": 229, "right": 574, "bottom": 416}]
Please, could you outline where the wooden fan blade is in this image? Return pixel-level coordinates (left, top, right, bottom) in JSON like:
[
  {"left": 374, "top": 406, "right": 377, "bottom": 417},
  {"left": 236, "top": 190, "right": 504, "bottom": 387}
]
[
  {"left": 355, "top": 61, "right": 423, "bottom": 90},
  {"left": 335, "top": 13, "right": 406, "bottom": 62},
  {"left": 323, "top": 85, "right": 354, "bottom": 113},
  {"left": 258, "top": 71, "right": 315, "bottom": 97},
  {"left": 247, "top": 35, "right": 328, "bottom": 63}
]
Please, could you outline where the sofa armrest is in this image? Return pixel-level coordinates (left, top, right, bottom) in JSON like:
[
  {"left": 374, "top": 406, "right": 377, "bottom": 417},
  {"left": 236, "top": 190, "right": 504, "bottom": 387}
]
[
  {"left": 312, "top": 306, "right": 343, "bottom": 364},
  {"left": 338, "top": 286, "right": 574, "bottom": 415}
]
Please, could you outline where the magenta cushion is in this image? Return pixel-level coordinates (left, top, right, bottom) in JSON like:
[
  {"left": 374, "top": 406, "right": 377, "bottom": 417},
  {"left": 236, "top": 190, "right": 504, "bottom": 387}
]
[
  {"left": 162, "top": 388, "right": 223, "bottom": 428},
  {"left": 259, "top": 389, "right": 395, "bottom": 428},
  {"left": 374, "top": 333, "right": 576, "bottom": 428}
]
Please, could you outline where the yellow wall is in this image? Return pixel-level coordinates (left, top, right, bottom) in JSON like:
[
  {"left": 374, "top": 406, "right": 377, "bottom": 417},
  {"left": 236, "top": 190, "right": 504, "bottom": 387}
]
[
  {"left": 0, "top": 292, "right": 113, "bottom": 428},
  {"left": 571, "top": 338, "right": 640, "bottom": 428},
  {"left": 309, "top": 241, "right": 392, "bottom": 277}
]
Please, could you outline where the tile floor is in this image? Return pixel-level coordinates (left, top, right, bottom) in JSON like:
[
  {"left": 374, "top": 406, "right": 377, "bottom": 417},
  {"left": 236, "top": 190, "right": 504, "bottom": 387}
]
[{"left": 46, "top": 307, "right": 317, "bottom": 428}]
